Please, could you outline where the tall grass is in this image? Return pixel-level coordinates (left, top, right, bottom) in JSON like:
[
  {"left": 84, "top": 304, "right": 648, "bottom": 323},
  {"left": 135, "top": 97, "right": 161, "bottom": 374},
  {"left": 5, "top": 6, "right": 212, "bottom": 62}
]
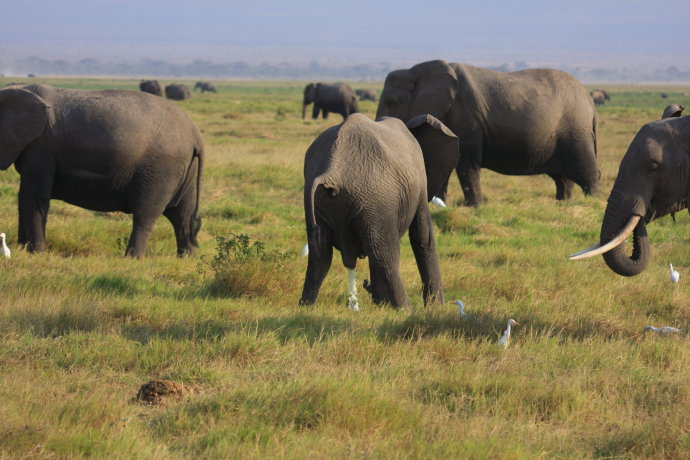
[{"left": 0, "top": 77, "right": 689, "bottom": 458}]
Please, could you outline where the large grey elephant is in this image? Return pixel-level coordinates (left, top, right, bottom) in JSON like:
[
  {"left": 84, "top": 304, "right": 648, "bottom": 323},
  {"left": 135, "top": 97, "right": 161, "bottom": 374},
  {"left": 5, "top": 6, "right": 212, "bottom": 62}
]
[
  {"left": 139, "top": 79, "right": 162, "bottom": 96},
  {"left": 165, "top": 83, "right": 190, "bottom": 100},
  {"left": 0, "top": 84, "right": 203, "bottom": 257},
  {"left": 569, "top": 107, "right": 690, "bottom": 275},
  {"left": 376, "top": 60, "right": 599, "bottom": 206},
  {"left": 300, "top": 113, "right": 459, "bottom": 309},
  {"left": 194, "top": 81, "right": 217, "bottom": 93},
  {"left": 302, "top": 82, "right": 358, "bottom": 120}
]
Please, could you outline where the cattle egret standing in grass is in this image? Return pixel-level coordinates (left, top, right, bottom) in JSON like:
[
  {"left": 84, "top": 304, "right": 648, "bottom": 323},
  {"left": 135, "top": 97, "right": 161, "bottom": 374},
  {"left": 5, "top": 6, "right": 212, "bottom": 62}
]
[
  {"left": 455, "top": 300, "right": 467, "bottom": 318},
  {"left": 347, "top": 269, "right": 359, "bottom": 311},
  {"left": 0, "top": 233, "right": 9, "bottom": 259},
  {"left": 431, "top": 196, "right": 447, "bottom": 208},
  {"left": 498, "top": 319, "right": 519, "bottom": 348},
  {"left": 301, "top": 243, "right": 309, "bottom": 257},
  {"left": 669, "top": 264, "right": 679, "bottom": 283},
  {"left": 643, "top": 325, "right": 682, "bottom": 336}
]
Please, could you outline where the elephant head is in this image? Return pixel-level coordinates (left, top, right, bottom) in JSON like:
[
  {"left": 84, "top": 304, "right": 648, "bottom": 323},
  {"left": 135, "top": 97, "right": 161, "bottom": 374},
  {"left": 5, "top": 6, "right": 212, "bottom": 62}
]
[
  {"left": 0, "top": 87, "right": 49, "bottom": 170},
  {"left": 569, "top": 115, "right": 690, "bottom": 276},
  {"left": 376, "top": 60, "right": 458, "bottom": 122},
  {"left": 302, "top": 83, "right": 318, "bottom": 119}
]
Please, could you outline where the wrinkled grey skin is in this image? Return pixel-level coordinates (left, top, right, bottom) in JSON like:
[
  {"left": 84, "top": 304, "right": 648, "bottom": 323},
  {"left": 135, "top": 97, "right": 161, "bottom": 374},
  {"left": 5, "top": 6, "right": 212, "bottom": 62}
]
[
  {"left": 302, "top": 82, "right": 359, "bottom": 120},
  {"left": 355, "top": 88, "right": 377, "bottom": 102},
  {"left": 194, "top": 81, "right": 217, "bottom": 93},
  {"left": 300, "top": 113, "right": 459, "bottom": 308},
  {"left": 591, "top": 89, "right": 606, "bottom": 106},
  {"left": 139, "top": 80, "right": 162, "bottom": 97},
  {"left": 0, "top": 84, "right": 203, "bottom": 257},
  {"left": 598, "top": 110, "right": 690, "bottom": 276},
  {"left": 165, "top": 83, "right": 190, "bottom": 100},
  {"left": 376, "top": 60, "right": 599, "bottom": 206}
]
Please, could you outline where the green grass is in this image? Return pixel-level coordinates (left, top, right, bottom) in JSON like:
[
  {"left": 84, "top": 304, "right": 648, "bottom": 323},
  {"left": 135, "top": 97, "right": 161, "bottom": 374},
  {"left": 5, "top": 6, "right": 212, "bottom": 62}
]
[{"left": 0, "top": 77, "right": 689, "bottom": 458}]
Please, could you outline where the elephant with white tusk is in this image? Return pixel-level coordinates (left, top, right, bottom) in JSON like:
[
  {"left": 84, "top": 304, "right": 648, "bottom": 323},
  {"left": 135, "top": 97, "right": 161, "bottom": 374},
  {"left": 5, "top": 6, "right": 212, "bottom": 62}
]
[{"left": 569, "top": 106, "right": 690, "bottom": 275}]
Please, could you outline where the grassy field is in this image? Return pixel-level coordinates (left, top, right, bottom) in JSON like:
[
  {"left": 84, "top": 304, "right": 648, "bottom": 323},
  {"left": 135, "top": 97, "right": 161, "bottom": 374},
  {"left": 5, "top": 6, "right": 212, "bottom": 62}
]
[{"left": 1, "top": 77, "right": 689, "bottom": 459}]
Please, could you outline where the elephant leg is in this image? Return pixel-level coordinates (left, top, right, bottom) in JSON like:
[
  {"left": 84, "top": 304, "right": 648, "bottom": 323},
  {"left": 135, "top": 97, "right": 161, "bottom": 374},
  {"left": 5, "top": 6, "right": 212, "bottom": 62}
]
[
  {"left": 299, "top": 235, "right": 333, "bottom": 306},
  {"left": 163, "top": 201, "right": 199, "bottom": 257},
  {"left": 435, "top": 176, "right": 450, "bottom": 202},
  {"left": 455, "top": 141, "right": 483, "bottom": 206},
  {"left": 312, "top": 103, "right": 321, "bottom": 120},
  {"left": 408, "top": 201, "right": 444, "bottom": 306},
  {"left": 322, "top": 110, "right": 329, "bottom": 119},
  {"left": 17, "top": 172, "right": 53, "bottom": 252},
  {"left": 126, "top": 213, "right": 159, "bottom": 258},
  {"left": 363, "top": 231, "right": 410, "bottom": 308},
  {"left": 549, "top": 174, "right": 574, "bottom": 200}
]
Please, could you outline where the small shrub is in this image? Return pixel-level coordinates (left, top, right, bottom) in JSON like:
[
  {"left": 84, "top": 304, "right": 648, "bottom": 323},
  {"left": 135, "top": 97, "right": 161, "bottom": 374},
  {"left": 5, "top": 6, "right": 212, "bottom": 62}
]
[{"left": 202, "top": 233, "right": 298, "bottom": 297}]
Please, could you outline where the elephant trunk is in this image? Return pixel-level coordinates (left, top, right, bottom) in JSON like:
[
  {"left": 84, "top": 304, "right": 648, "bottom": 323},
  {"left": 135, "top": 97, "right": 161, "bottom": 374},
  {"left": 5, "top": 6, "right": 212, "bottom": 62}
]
[
  {"left": 599, "top": 198, "right": 650, "bottom": 276},
  {"left": 302, "top": 102, "right": 307, "bottom": 119}
]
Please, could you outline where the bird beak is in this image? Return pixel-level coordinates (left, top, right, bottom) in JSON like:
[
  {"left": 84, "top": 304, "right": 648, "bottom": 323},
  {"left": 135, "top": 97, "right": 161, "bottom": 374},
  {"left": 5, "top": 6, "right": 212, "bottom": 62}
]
[{"left": 513, "top": 321, "right": 520, "bottom": 326}]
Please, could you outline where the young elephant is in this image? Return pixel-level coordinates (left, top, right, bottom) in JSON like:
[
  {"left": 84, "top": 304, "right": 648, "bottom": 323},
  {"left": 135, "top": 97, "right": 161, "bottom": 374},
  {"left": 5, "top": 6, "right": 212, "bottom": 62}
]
[
  {"left": 300, "top": 113, "right": 459, "bottom": 308},
  {"left": 0, "top": 84, "right": 203, "bottom": 257}
]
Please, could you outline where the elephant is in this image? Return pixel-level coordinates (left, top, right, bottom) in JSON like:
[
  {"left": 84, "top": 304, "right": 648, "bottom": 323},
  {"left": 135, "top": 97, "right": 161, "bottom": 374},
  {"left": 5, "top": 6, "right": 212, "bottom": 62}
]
[
  {"left": 591, "top": 89, "right": 606, "bottom": 106},
  {"left": 194, "top": 81, "right": 217, "bottom": 93},
  {"left": 139, "top": 79, "right": 162, "bottom": 97},
  {"left": 299, "top": 113, "right": 459, "bottom": 309},
  {"left": 568, "top": 108, "right": 690, "bottom": 275},
  {"left": 0, "top": 84, "right": 203, "bottom": 257},
  {"left": 355, "top": 88, "right": 377, "bottom": 102},
  {"left": 302, "top": 82, "right": 358, "bottom": 120},
  {"left": 376, "top": 60, "right": 599, "bottom": 206},
  {"left": 165, "top": 83, "right": 190, "bottom": 100}
]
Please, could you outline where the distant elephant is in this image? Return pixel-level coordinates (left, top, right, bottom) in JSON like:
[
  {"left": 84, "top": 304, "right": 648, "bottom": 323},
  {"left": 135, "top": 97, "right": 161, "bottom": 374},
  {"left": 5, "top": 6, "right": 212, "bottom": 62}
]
[
  {"left": 355, "top": 88, "right": 377, "bottom": 102},
  {"left": 662, "top": 103, "right": 684, "bottom": 119},
  {"left": 139, "top": 79, "right": 162, "bottom": 96},
  {"left": 569, "top": 108, "right": 690, "bottom": 275},
  {"left": 0, "top": 84, "right": 203, "bottom": 257},
  {"left": 300, "top": 113, "right": 459, "bottom": 309},
  {"left": 590, "top": 89, "right": 606, "bottom": 106},
  {"left": 302, "top": 82, "right": 358, "bottom": 120},
  {"left": 194, "top": 81, "right": 217, "bottom": 93},
  {"left": 376, "top": 60, "right": 599, "bottom": 206},
  {"left": 165, "top": 83, "right": 190, "bottom": 100}
]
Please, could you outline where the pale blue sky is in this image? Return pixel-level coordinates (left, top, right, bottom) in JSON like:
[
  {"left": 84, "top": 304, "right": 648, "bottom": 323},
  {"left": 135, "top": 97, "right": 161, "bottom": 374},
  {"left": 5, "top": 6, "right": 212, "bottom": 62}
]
[{"left": 2, "top": 0, "right": 688, "bottom": 69}]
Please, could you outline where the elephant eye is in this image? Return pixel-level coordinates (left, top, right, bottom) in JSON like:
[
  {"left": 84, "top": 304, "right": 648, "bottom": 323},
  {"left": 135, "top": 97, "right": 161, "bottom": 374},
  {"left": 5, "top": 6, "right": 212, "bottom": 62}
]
[{"left": 649, "top": 161, "right": 660, "bottom": 171}]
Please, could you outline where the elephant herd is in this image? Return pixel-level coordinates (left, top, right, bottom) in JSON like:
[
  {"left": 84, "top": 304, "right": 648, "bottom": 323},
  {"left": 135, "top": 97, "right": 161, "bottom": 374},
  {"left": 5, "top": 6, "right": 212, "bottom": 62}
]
[
  {"left": 139, "top": 79, "right": 217, "bottom": 100},
  {"left": 1, "top": 60, "right": 688, "bottom": 309}
]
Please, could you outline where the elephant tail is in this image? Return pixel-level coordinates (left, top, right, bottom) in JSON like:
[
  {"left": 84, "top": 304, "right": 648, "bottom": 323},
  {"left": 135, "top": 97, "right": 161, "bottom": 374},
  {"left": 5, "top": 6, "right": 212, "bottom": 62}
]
[
  {"left": 306, "top": 175, "right": 325, "bottom": 256},
  {"left": 592, "top": 110, "right": 599, "bottom": 158},
  {"left": 191, "top": 145, "right": 203, "bottom": 243}
]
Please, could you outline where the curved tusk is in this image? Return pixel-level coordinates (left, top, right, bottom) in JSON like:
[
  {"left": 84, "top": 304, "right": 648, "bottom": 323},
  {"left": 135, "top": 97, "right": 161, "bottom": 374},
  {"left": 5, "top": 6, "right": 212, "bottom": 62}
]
[{"left": 568, "top": 215, "right": 641, "bottom": 260}]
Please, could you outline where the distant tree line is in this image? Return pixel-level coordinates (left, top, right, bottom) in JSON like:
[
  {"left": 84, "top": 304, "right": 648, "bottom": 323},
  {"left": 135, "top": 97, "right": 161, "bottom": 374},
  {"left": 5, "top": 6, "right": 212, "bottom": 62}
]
[{"left": 6, "top": 56, "right": 690, "bottom": 82}]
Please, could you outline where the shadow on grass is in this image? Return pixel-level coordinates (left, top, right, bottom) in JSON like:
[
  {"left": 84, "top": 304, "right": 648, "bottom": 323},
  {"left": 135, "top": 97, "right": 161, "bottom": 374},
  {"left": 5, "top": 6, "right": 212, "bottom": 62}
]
[
  {"left": 120, "top": 312, "right": 351, "bottom": 346},
  {"left": 376, "top": 310, "right": 633, "bottom": 344}
]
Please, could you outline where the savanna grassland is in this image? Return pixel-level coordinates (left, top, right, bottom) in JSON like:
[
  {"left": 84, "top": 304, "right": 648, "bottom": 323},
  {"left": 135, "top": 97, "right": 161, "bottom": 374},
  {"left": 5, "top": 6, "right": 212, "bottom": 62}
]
[{"left": 1, "top": 77, "right": 689, "bottom": 459}]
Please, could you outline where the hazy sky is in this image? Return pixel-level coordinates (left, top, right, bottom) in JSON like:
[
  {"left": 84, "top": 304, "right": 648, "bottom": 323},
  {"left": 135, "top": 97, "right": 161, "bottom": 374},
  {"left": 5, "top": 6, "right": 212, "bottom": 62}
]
[{"left": 2, "top": 0, "right": 689, "bottom": 68}]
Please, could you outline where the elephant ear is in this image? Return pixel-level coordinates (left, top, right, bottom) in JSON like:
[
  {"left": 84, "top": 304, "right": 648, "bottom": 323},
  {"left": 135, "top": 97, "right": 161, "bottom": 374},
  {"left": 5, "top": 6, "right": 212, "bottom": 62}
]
[
  {"left": 662, "top": 104, "right": 684, "bottom": 119},
  {"left": 406, "top": 114, "right": 459, "bottom": 200},
  {"left": 408, "top": 60, "right": 458, "bottom": 119},
  {"left": 0, "top": 88, "right": 49, "bottom": 170}
]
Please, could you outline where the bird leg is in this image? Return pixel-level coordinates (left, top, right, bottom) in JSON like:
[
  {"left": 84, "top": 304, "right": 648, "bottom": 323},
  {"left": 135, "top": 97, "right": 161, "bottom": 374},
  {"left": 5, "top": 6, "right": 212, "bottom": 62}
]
[{"left": 348, "top": 269, "right": 360, "bottom": 311}]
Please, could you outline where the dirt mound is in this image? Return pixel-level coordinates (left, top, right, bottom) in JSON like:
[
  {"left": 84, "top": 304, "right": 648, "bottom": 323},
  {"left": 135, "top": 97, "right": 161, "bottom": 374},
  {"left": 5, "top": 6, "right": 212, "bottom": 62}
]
[{"left": 135, "top": 379, "right": 197, "bottom": 405}]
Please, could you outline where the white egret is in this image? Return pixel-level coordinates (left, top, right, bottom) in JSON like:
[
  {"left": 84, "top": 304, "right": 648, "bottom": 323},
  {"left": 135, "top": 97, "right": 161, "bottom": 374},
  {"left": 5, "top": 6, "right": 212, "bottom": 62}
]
[
  {"left": 301, "top": 243, "right": 309, "bottom": 257},
  {"left": 498, "top": 319, "right": 519, "bottom": 348},
  {"left": 0, "top": 233, "right": 9, "bottom": 259},
  {"left": 454, "top": 300, "right": 467, "bottom": 318},
  {"left": 669, "top": 264, "right": 680, "bottom": 283},
  {"left": 431, "top": 196, "right": 447, "bottom": 208},
  {"left": 347, "top": 269, "right": 360, "bottom": 311},
  {"left": 643, "top": 325, "right": 682, "bottom": 336}
]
